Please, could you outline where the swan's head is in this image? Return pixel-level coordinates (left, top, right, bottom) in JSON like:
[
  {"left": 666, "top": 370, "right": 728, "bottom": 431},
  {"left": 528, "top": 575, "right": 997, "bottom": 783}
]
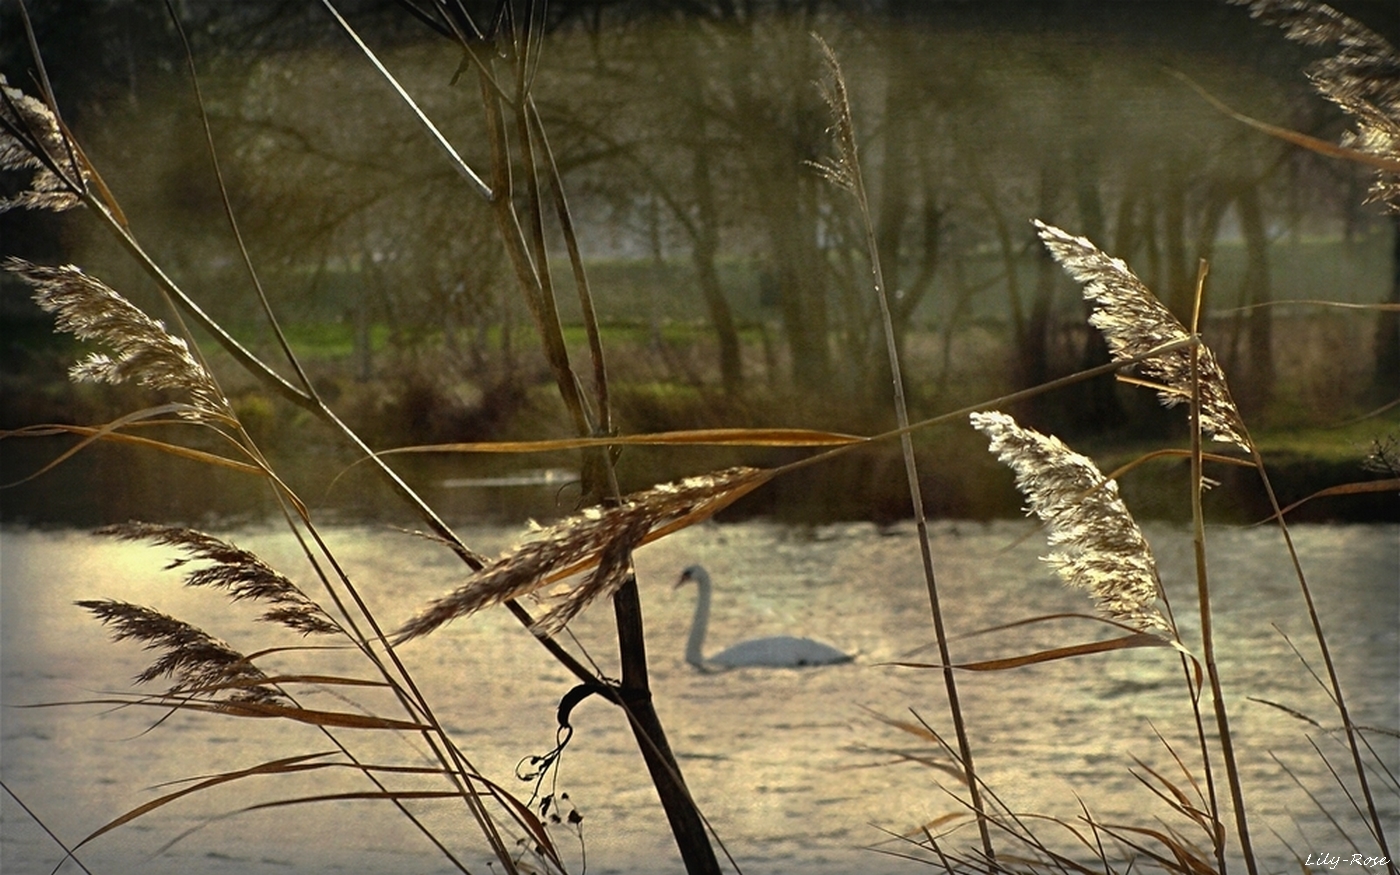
[{"left": 675, "top": 564, "right": 708, "bottom": 589}]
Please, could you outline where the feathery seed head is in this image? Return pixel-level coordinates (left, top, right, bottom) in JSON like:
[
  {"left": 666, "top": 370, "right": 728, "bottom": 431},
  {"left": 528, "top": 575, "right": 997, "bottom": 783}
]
[
  {"left": 99, "top": 522, "right": 342, "bottom": 637},
  {"left": 0, "top": 76, "right": 88, "bottom": 213},
  {"left": 1032, "top": 221, "right": 1251, "bottom": 452},
  {"left": 78, "top": 598, "right": 286, "bottom": 704},
  {"left": 1232, "top": 1, "right": 1400, "bottom": 210},
  {"left": 970, "top": 411, "right": 1175, "bottom": 640},
  {"left": 4, "top": 258, "right": 230, "bottom": 420},
  {"left": 394, "top": 466, "right": 771, "bottom": 642},
  {"left": 810, "top": 34, "right": 859, "bottom": 193}
]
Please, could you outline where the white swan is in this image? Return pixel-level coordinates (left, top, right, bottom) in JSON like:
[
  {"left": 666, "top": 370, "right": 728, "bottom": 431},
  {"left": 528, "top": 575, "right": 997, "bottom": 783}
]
[{"left": 676, "top": 565, "right": 853, "bottom": 670}]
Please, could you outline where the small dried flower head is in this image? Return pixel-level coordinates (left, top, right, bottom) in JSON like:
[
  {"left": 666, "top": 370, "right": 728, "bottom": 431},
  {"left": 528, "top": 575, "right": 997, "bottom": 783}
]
[
  {"left": 1033, "top": 221, "right": 1251, "bottom": 452},
  {"left": 4, "top": 258, "right": 230, "bottom": 420},
  {"left": 971, "top": 410, "right": 1176, "bottom": 640},
  {"left": 78, "top": 598, "right": 285, "bottom": 704},
  {"left": 99, "top": 522, "right": 342, "bottom": 637},
  {"left": 395, "top": 466, "right": 771, "bottom": 642},
  {"left": 0, "top": 76, "right": 88, "bottom": 213},
  {"left": 810, "top": 34, "right": 859, "bottom": 193}
]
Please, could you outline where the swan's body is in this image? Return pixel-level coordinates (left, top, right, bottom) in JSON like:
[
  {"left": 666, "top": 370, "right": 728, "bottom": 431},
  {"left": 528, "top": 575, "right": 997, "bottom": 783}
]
[{"left": 676, "top": 565, "right": 852, "bottom": 670}]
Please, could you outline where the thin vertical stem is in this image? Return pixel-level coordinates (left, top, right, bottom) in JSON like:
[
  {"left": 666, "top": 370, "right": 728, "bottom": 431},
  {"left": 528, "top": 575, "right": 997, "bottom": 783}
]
[
  {"left": 1246, "top": 452, "right": 1396, "bottom": 872},
  {"left": 1188, "top": 260, "right": 1258, "bottom": 874},
  {"left": 812, "top": 35, "right": 995, "bottom": 865}
]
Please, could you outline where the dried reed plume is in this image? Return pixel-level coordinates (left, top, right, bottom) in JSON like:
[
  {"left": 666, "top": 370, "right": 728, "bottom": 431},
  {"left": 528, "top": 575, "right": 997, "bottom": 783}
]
[
  {"left": 1033, "top": 220, "right": 1251, "bottom": 452},
  {"left": 77, "top": 599, "right": 285, "bottom": 704},
  {"left": 970, "top": 410, "right": 1176, "bottom": 640},
  {"left": 99, "top": 522, "right": 341, "bottom": 637},
  {"left": 810, "top": 35, "right": 859, "bottom": 195},
  {"left": 3, "top": 257, "right": 230, "bottom": 420},
  {"left": 0, "top": 76, "right": 87, "bottom": 213},
  {"left": 395, "top": 466, "right": 770, "bottom": 641},
  {"left": 1233, "top": 0, "right": 1400, "bottom": 210}
]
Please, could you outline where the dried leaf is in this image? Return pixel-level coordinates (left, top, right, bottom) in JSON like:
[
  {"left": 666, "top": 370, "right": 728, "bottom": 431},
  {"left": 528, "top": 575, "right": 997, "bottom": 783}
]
[{"left": 895, "top": 633, "right": 1171, "bottom": 671}]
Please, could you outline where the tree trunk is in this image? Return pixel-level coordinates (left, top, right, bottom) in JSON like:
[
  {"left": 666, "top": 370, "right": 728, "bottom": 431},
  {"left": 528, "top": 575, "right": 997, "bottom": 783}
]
[
  {"left": 678, "top": 23, "right": 744, "bottom": 396},
  {"left": 1020, "top": 164, "right": 1063, "bottom": 428},
  {"left": 1238, "top": 182, "right": 1275, "bottom": 414},
  {"left": 1164, "top": 162, "right": 1193, "bottom": 319},
  {"left": 690, "top": 134, "right": 744, "bottom": 396},
  {"left": 1067, "top": 136, "right": 1124, "bottom": 434},
  {"left": 1373, "top": 216, "right": 1400, "bottom": 402}
]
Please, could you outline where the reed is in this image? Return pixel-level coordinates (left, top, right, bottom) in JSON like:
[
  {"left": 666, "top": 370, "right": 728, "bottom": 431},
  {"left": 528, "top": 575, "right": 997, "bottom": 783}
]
[{"left": 1, "top": 2, "right": 1396, "bottom": 874}]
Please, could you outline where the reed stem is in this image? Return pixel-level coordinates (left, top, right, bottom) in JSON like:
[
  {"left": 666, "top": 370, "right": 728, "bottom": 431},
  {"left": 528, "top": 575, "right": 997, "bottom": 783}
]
[
  {"left": 1188, "top": 260, "right": 1258, "bottom": 874},
  {"left": 812, "top": 35, "right": 995, "bottom": 865}
]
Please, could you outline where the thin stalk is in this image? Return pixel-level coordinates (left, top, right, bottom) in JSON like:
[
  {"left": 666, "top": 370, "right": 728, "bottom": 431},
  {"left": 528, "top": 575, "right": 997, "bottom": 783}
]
[
  {"left": 528, "top": 99, "right": 611, "bottom": 433},
  {"left": 477, "top": 64, "right": 591, "bottom": 438},
  {"left": 1246, "top": 449, "right": 1396, "bottom": 871},
  {"left": 2, "top": 780, "right": 96, "bottom": 875},
  {"left": 775, "top": 336, "right": 1200, "bottom": 481},
  {"left": 473, "top": 17, "right": 718, "bottom": 871},
  {"left": 812, "top": 36, "right": 994, "bottom": 865},
  {"left": 317, "top": 0, "right": 491, "bottom": 199},
  {"left": 1187, "top": 260, "right": 1258, "bottom": 874},
  {"left": 1171, "top": 263, "right": 1229, "bottom": 874}
]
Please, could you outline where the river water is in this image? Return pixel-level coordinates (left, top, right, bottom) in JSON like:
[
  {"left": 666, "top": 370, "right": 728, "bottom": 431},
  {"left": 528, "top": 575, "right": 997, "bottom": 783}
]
[{"left": 2, "top": 520, "right": 1396, "bottom": 874}]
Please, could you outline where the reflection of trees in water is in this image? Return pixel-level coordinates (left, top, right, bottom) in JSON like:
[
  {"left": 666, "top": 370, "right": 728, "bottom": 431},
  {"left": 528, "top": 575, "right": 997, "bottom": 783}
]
[{"left": 6, "top": 1, "right": 1394, "bottom": 432}]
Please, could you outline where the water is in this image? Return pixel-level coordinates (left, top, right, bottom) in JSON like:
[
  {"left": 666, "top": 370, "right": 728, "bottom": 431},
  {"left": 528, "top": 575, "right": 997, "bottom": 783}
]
[{"left": 3, "top": 520, "right": 1396, "bottom": 874}]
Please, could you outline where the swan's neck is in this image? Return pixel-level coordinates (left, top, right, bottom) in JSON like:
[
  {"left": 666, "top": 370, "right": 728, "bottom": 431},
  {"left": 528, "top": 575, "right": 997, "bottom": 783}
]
[{"left": 685, "top": 574, "right": 712, "bottom": 669}]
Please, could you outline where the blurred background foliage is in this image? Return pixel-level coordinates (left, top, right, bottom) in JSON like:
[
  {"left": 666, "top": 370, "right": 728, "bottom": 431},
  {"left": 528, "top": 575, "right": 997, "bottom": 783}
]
[{"left": 1, "top": 0, "right": 1396, "bottom": 524}]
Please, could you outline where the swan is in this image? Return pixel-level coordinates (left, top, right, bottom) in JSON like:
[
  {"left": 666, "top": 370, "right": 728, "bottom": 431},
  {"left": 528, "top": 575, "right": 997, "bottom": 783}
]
[{"left": 675, "top": 565, "right": 853, "bottom": 670}]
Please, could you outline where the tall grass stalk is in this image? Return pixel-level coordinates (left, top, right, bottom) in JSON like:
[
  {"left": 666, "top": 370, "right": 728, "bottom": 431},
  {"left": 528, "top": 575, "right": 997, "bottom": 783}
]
[
  {"left": 1249, "top": 460, "right": 1396, "bottom": 871},
  {"left": 320, "top": 3, "right": 721, "bottom": 870},
  {"left": 810, "top": 34, "right": 996, "bottom": 865},
  {"left": 1224, "top": 4, "right": 1400, "bottom": 868},
  {"left": 4, "top": 2, "right": 721, "bottom": 871},
  {"left": 1188, "top": 260, "right": 1259, "bottom": 874}
]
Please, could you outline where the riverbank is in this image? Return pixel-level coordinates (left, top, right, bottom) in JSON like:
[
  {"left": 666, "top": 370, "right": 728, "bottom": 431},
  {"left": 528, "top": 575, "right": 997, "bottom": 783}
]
[{"left": 3, "top": 369, "right": 1393, "bottom": 527}]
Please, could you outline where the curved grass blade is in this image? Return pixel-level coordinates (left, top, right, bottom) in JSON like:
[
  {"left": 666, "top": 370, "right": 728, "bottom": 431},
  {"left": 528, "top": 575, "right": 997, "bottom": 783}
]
[
  {"left": 893, "top": 632, "right": 1171, "bottom": 672},
  {"left": 0, "top": 414, "right": 262, "bottom": 488},
  {"left": 377, "top": 427, "right": 867, "bottom": 455},
  {"left": 23, "top": 695, "right": 437, "bottom": 731},
  {"left": 1173, "top": 68, "right": 1400, "bottom": 174},
  {"left": 72, "top": 751, "right": 339, "bottom": 849},
  {"left": 1253, "top": 477, "right": 1400, "bottom": 524}
]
